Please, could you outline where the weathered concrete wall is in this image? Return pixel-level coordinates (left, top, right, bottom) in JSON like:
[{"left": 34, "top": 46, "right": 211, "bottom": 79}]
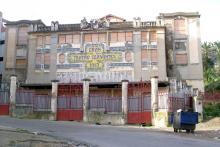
[
  {"left": 133, "top": 31, "right": 142, "bottom": 81},
  {"left": 162, "top": 14, "right": 204, "bottom": 92},
  {"left": 26, "top": 34, "right": 56, "bottom": 84},
  {"left": 88, "top": 111, "right": 125, "bottom": 125},
  {"left": 5, "top": 27, "right": 16, "bottom": 69},
  {"left": 14, "top": 105, "right": 33, "bottom": 117}
]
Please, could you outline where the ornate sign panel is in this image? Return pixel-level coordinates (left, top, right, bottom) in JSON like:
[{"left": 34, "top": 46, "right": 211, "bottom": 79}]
[{"left": 56, "top": 43, "right": 134, "bottom": 83}]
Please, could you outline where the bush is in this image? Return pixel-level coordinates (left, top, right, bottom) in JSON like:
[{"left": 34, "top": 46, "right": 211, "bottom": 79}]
[{"left": 203, "top": 103, "right": 220, "bottom": 119}]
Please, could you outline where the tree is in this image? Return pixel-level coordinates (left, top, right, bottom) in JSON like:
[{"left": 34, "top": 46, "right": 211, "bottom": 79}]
[{"left": 202, "top": 42, "right": 217, "bottom": 84}]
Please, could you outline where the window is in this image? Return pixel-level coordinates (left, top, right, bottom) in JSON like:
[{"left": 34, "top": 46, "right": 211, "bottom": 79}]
[
  {"left": 84, "top": 34, "right": 92, "bottom": 42},
  {"left": 73, "top": 35, "right": 80, "bottom": 44},
  {"left": 36, "top": 35, "right": 51, "bottom": 70},
  {"left": 141, "top": 32, "right": 148, "bottom": 42},
  {"left": 176, "top": 53, "right": 188, "bottom": 65},
  {"left": 58, "top": 35, "right": 66, "bottom": 44},
  {"left": 85, "top": 33, "right": 106, "bottom": 43},
  {"left": 110, "top": 33, "right": 117, "bottom": 42},
  {"left": 16, "top": 59, "right": 26, "bottom": 68},
  {"left": 18, "top": 27, "right": 28, "bottom": 45},
  {"left": 92, "top": 34, "right": 99, "bottom": 42},
  {"left": 98, "top": 34, "right": 106, "bottom": 42},
  {"left": 65, "top": 35, "right": 73, "bottom": 43},
  {"left": 149, "top": 31, "right": 156, "bottom": 42},
  {"left": 37, "top": 35, "right": 51, "bottom": 46},
  {"left": 174, "top": 19, "right": 186, "bottom": 36},
  {"left": 110, "top": 32, "right": 132, "bottom": 42},
  {"left": 125, "top": 32, "right": 133, "bottom": 42},
  {"left": 141, "top": 49, "right": 158, "bottom": 66},
  {"left": 175, "top": 41, "right": 186, "bottom": 50},
  {"left": 118, "top": 32, "right": 125, "bottom": 42}
]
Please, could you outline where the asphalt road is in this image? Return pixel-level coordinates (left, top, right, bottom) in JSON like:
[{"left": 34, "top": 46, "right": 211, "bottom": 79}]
[{"left": 0, "top": 116, "right": 219, "bottom": 147}]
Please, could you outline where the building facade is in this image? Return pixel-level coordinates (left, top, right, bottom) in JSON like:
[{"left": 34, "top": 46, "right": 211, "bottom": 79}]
[
  {"left": 0, "top": 12, "right": 5, "bottom": 82},
  {"left": 3, "top": 19, "right": 44, "bottom": 83},
  {"left": 2, "top": 12, "right": 204, "bottom": 124},
  {"left": 158, "top": 12, "right": 204, "bottom": 92}
]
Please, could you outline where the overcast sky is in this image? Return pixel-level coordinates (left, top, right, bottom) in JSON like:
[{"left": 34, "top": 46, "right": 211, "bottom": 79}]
[{"left": 1, "top": 0, "right": 219, "bottom": 42}]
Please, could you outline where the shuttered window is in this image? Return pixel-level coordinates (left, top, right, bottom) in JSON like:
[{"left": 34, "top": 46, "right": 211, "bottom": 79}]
[
  {"left": 35, "top": 35, "right": 51, "bottom": 70},
  {"left": 35, "top": 53, "right": 42, "bottom": 65},
  {"left": 73, "top": 34, "right": 80, "bottom": 44},
  {"left": 66, "top": 35, "right": 73, "bottom": 43},
  {"left": 126, "top": 32, "right": 133, "bottom": 42},
  {"left": 110, "top": 33, "right": 118, "bottom": 42},
  {"left": 174, "top": 19, "right": 186, "bottom": 36},
  {"left": 98, "top": 34, "right": 106, "bottom": 42},
  {"left": 37, "top": 36, "right": 43, "bottom": 46},
  {"left": 18, "top": 27, "right": 28, "bottom": 45},
  {"left": 110, "top": 32, "right": 131, "bottom": 42},
  {"left": 44, "top": 53, "right": 50, "bottom": 65},
  {"left": 84, "top": 34, "right": 92, "bottom": 42},
  {"left": 59, "top": 35, "right": 66, "bottom": 44},
  {"left": 149, "top": 31, "right": 156, "bottom": 42},
  {"left": 92, "top": 34, "right": 99, "bottom": 42},
  {"left": 118, "top": 32, "right": 125, "bottom": 42},
  {"left": 45, "top": 35, "right": 51, "bottom": 45},
  {"left": 141, "top": 49, "right": 158, "bottom": 65},
  {"left": 141, "top": 32, "right": 148, "bottom": 42}
]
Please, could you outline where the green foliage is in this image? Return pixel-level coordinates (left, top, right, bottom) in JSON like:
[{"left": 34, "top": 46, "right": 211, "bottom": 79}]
[
  {"left": 202, "top": 41, "right": 220, "bottom": 86},
  {"left": 203, "top": 103, "right": 220, "bottom": 119}
]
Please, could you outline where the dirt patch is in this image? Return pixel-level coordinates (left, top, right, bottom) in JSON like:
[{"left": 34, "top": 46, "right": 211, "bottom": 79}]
[{"left": 0, "top": 129, "right": 74, "bottom": 147}]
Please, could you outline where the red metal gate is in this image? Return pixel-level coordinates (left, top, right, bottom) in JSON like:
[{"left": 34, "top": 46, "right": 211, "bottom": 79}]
[
  {"left": 57, "top": 84, "right": 83, "bottom": 121},
  {"left": 0, "top": 82, "right": 10, "bottom": 115},
  {"left": 127, "top": 83, "right": 151, "bottom": 124}
]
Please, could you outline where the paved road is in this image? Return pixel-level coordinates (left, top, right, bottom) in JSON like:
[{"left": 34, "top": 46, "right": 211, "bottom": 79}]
[{"left": 0, "top": 116, "right": 219, "bottom": 147}]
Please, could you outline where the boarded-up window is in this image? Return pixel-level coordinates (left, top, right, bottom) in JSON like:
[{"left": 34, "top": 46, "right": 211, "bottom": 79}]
[
  {"left": 73, "top": 34, "right": 80, "bottom": 44},
  {"left": 110, "top": 33, "right": 118, "bottom": 42},
  {"left": 99, "top": 34, "right": 106, "bottom": 42},
  {"left": 35, "top": 53, "right": 42, "bottom": 65},
  {"left": 18, "top": 27, "right": 28, "bottom": 45},
  {"left": 59, "top": 35, "right": 66, "bottom": 44},
  {"left": 176, "top": 53, "right": 188, "bottom": 65},
  {"left": 141, "top": 32, "right": 148, "bottom": 42},
  {"left": 126, "top": 32, "right": 133, "bottom": 42},
  {"left": 150, "top": 31, "right": 157, "bottom": 42},
  {"left": 45, "top": 36, "right": 51, "bottom": 44},
  {"left": 118, "top": 32, "right": 125, "bottom": 42},
  {"left": 151, "top": 50, "right": 158, "bottom": 62},
  {"left": 174, "top": 19, "right": 186, "bottom": 35},
  {"left": 37, "top": 36, "right": 43, "bottom": 46},
  {"left": 66, "top": 35, "right": 73, "bottom": 43},
  {"left": 44, "top": 53, "right": 50, "bottom": 65},
  {"left": 92, "top": 34, "right": 99, "bottom": 42},
  {"left": 84, "top": 34, "right": 92, "bottom": 42},
  {"left": 141, "top": 50, "right": 148, "bottom": 61},
  {"left": 16, "top": 59, "right": 26, "bottom": 65}
]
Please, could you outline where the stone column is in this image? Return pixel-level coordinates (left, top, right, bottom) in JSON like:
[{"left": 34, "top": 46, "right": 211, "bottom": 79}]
[
  {"left": 50, "top": 80, "right": 59, "bottom": 120},
  {"left": 122, "top": 80, "right": 129, "bottom": 124},
  {"left": 83, "top": 78, "right": 90, "bottom": 122},
  {"left": 9, "top": 75, "right": 17, "bottom": 117},
  {"left": 151, "top": 76, "right": 158, "bottom": 125}
]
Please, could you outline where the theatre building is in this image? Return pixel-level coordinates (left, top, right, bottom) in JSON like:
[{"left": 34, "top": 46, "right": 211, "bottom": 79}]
[{"left": 2, "top": 12, "right": 203, "bottom": 126}]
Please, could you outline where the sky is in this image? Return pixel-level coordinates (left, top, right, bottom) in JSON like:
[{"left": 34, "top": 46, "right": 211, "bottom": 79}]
[{"left": 0, "top": 0, "right": 220, "bottom": 42}]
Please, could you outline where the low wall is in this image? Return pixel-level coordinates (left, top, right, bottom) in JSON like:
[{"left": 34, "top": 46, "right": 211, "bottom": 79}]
[
  {"left": 88, "top": 109, "right": 125, "bottom": 125},
  {"left": 154, "top": 111, "right": 170, "bottom": 127},
  {"left": 14, "top": 105, "right": 33, "bottom": 117}
]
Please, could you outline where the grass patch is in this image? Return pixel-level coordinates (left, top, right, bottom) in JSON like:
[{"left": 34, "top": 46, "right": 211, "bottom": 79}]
[{"left": 203, "top": 103, "right": 220, "bottom": 119}]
